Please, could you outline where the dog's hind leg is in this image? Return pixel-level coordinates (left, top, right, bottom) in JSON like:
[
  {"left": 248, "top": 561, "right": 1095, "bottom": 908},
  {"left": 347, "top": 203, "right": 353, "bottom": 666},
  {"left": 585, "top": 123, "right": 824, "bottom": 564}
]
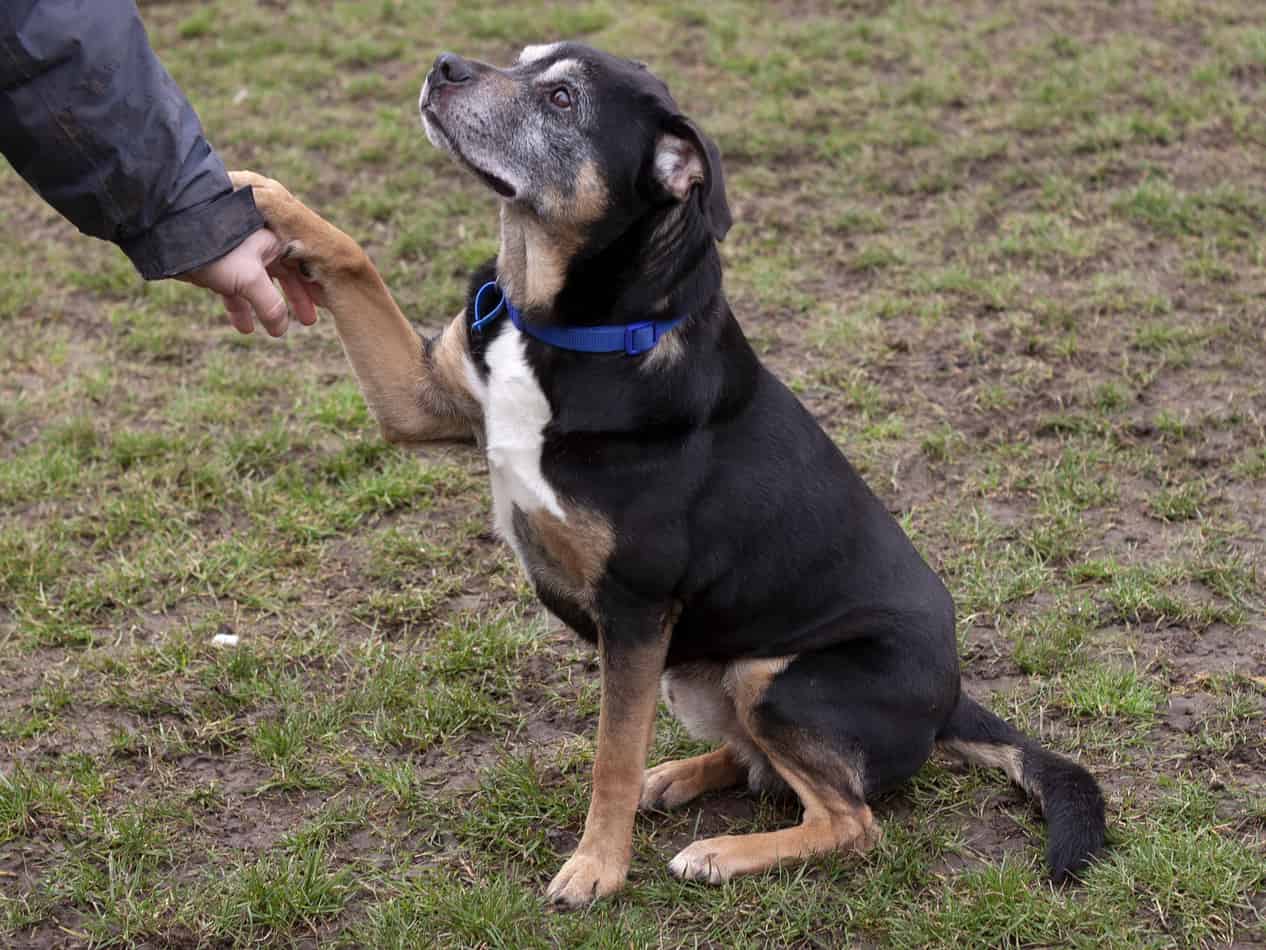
[
  {"left": 641, "top": 661, "right": 761, "bottom": 811},
  {"left": 667, "top": 762, "right": 879, "bottom": 884},
  {"left": 641, "top": 744, "right": 747, "bottom": 811},
  {"left": 667, "top": 640, "right": 953, "bottom": 883}
]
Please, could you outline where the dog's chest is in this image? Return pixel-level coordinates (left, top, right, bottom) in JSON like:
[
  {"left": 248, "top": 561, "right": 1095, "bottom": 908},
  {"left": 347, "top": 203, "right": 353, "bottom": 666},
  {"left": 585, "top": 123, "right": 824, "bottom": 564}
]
[{"left": 472, "top": 327, "right": 565, "bottom": 560}]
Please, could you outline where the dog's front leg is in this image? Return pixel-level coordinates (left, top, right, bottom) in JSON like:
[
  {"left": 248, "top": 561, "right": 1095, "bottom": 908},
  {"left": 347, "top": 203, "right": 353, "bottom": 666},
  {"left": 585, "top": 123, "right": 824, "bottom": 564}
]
[
  {"left": 229, "top": 171, "right": 480, "bottom": 445},
  {"left": 547, "top": 614, "right": 672, "bottom": 909}
]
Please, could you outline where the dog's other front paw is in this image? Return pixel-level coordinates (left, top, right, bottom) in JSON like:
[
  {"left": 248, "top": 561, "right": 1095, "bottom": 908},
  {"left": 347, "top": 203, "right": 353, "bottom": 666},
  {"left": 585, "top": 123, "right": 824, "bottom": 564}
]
[{"left": 545, "top": 849, "right": 628, "bottom": 909}]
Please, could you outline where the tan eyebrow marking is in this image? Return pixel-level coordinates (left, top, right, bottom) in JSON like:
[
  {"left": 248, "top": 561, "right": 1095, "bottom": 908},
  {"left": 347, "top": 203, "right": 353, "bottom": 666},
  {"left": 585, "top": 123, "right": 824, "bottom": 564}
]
[{"left": 537, "top": 58, "right": 581, "bottom": 84}]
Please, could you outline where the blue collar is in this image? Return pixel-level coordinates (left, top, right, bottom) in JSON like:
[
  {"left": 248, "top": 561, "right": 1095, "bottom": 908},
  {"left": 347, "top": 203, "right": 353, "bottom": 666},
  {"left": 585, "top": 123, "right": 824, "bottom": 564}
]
[{"left": 470, "top": 281, "right": 685, "bottom": 356}]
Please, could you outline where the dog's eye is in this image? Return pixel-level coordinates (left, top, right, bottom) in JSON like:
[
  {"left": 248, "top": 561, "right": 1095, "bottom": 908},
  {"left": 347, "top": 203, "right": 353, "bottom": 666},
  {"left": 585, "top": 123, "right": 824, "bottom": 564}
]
[{"left": 549, "top": 87, "right": 572, "bottom": 110}]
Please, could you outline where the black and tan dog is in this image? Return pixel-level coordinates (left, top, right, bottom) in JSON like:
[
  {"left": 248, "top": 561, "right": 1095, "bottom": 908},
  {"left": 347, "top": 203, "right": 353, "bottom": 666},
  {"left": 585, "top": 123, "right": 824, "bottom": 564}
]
[{"left": 231, "top": 41, "right": 1105, "bottom": 908}]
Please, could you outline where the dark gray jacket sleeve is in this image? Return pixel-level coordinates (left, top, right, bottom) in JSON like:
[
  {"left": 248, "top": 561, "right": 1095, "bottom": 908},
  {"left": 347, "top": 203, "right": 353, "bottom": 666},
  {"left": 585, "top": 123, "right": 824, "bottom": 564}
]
[{"left": 0, "top": 0, "right": 264, "bottom": 278}]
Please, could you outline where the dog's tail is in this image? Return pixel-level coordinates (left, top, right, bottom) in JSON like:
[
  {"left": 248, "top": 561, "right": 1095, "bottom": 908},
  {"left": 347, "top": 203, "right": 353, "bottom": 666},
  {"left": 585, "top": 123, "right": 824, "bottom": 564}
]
[{"left": 936, "top": 692, "right": 1106, "bottom": 881}]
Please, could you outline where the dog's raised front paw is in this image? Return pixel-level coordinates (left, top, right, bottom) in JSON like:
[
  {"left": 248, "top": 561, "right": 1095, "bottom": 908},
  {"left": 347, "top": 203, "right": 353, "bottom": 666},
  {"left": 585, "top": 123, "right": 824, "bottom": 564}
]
[{"left": 228, "top": 170, "right": 363, "bottom": 283}]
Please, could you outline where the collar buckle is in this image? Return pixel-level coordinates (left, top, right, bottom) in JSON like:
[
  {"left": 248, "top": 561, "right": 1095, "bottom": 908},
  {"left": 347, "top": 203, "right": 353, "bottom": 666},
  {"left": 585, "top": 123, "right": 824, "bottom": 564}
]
[{"left": 624, "top": 321, "right": 658, "bottom": 356}]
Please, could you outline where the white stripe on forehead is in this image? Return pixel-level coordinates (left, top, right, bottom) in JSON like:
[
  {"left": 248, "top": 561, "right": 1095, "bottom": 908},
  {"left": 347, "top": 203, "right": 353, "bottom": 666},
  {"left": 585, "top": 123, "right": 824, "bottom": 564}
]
[
  {"left": 537, "top": 58, "right": 581, "bottom": 84},
  {"left": 517, "top": 43, "right": 563, "bottom": 65}
]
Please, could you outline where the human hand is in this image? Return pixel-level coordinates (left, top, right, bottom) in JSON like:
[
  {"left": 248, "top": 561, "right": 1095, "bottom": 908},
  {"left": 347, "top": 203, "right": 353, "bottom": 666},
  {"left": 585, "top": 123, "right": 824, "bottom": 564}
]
[{"left": 179, "top": 228, "right": 319, "bottom": 336}]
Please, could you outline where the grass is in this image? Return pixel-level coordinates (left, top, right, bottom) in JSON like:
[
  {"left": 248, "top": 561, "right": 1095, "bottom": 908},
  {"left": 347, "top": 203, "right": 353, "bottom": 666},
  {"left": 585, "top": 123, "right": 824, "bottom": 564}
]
[
  {"left": 1059, "top": 664, "right": 1166, "bottom": 722},
  {"left": 206, "top": 844, "right": 354, "bottom": 941},
  {"left": 2, "top": 0, "right": 1265, "bottom": 946}
]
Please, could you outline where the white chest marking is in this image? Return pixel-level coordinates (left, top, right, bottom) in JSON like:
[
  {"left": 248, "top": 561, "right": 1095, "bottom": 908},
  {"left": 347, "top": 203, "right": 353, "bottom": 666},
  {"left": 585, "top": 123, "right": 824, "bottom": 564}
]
[{"left": 478, "top": 327, "right": 565, "bottom": 560}]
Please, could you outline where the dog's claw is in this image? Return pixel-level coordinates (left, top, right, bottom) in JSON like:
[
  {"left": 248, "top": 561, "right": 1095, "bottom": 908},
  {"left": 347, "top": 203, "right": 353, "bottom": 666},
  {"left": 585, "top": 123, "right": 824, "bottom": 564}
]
[
  {"left": 640, "top": 761, "right": 696, "bottom": 811},
  {"left": 668, "top": 840, "right": 732, "bottom": 885}
]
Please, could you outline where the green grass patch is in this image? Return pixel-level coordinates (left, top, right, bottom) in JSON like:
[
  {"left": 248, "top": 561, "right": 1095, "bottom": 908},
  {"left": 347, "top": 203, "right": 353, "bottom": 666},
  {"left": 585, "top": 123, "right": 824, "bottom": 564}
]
[
  {"left": 1059, "top": 664, "right": 1165, "bottom": 722},
  {"left": 203, "top": 844, "right": 354, "bottom": 941}
]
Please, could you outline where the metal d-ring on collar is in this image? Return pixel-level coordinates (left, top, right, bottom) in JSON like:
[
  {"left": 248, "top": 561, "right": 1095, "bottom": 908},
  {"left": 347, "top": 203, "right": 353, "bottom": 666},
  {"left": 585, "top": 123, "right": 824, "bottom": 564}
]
[{"left": 470, "top": 281, "right": 685, "bottom": 356}]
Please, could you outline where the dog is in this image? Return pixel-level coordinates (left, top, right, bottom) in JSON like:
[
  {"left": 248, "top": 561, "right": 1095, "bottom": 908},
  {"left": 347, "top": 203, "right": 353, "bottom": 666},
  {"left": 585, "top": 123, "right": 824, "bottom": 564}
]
[{"left": 230, "top": 41, "right": 1106, "bottom": 909}]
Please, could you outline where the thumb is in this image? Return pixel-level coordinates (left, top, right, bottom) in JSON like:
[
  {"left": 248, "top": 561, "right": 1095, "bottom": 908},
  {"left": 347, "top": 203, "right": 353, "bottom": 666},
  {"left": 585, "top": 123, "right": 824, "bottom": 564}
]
[{"left": 238, "top": 266, "right": 289, "bottom": 338}]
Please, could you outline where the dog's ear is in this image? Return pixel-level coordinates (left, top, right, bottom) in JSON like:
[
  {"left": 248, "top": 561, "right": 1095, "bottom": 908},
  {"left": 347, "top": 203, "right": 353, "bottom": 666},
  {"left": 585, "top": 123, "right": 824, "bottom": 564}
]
[{"left": 653, "top": 117, "right": 732, "bottom": 241}]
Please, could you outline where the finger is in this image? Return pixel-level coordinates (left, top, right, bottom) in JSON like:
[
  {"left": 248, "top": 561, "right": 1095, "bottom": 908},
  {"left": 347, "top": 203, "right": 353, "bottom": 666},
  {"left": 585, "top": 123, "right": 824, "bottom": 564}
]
[
  {"left": 223, "top": 294, "right": 255, "bottom": 334},
  {"left": 254, "top": 228, "right": 287, "bottom": 270},
  {"left": 239, "top": 267, "right": 290, "bottom": 338},
  {"left": 276, "top": 269, "right": 318, "bottom": 326}
]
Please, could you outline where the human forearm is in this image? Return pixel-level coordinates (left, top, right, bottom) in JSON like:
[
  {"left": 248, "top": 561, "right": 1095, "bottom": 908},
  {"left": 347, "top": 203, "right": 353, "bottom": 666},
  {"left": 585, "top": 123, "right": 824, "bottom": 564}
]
[{"left": 0, "top": 0, "right": 264, "bottom": 277}]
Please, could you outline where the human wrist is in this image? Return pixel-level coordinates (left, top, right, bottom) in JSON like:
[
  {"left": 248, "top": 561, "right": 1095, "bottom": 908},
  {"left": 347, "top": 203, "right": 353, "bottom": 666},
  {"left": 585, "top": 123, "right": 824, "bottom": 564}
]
[{"left": 119, "top": 187, "right": 266, "bottom": 280}]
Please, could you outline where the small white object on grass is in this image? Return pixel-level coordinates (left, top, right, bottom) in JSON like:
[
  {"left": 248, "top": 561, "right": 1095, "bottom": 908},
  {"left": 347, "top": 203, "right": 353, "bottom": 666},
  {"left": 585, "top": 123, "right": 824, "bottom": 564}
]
[{"left": 211, "top": 633, "right": 240, "bottom": 648}]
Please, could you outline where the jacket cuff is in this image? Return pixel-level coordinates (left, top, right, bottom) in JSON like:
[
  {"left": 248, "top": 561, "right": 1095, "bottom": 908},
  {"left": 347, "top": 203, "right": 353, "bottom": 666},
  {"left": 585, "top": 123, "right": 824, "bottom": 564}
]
[{"left": 118, "top": 187, "right": 266, "bottom": 280}]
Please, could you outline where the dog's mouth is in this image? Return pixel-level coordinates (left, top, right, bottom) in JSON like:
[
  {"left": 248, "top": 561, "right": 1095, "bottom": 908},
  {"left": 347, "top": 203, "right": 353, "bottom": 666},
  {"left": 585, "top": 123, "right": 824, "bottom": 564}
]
[
  {"left": 421, "top": 107, "right": 517, "bottom": 199},
  {"left": 470, "top": 165, "right": 517, "bottom": 199}
]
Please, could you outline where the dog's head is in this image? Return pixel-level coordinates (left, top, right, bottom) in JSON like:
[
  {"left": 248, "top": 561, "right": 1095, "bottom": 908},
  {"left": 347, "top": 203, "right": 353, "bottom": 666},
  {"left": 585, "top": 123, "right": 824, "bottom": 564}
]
[{"left": 419, "top": 42, "right": 731, "bottom": 301}]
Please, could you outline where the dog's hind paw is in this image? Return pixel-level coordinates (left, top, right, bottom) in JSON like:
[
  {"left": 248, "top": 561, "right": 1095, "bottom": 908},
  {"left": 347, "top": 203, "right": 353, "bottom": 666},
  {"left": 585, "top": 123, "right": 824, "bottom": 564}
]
[
  {"left": 668, "top": 838, "right": 735, "bottom": 885},
  {"left": 641, "top": 747, "right": 746, "bottom": 812},
  {"left": 641, "top": 759, "right": 709, "bottom": 810}
]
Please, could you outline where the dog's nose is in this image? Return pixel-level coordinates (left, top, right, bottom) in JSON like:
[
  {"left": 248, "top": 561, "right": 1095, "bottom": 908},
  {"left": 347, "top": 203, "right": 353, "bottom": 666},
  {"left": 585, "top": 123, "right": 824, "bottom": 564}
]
[{"left": 431, "top": 52, "right": 474, "bottom": 87}]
